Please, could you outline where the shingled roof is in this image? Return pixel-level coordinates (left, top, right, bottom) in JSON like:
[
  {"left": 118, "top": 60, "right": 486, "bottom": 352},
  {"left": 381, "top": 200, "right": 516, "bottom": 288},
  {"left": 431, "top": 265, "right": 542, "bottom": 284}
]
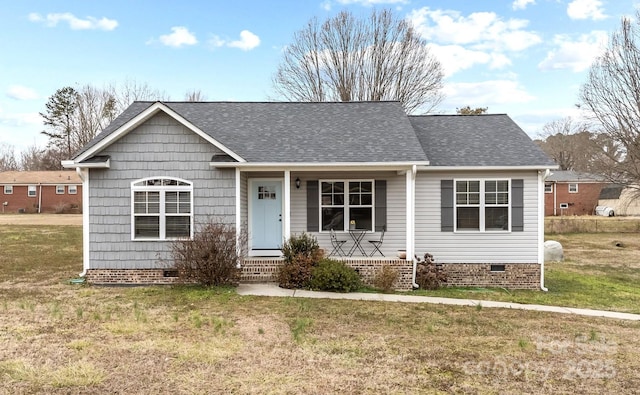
[
  {"left": 409, "top": 114, "right": 556, "bottom": 167},
  {"left": 0, "top": 171, "right": 82, "bottom": 185},
  {"left": 74, "top": 101, "right": 428, "bottom": 163},
  {"left": 73, "top": 101, "right": 554, "bottom": 168}
]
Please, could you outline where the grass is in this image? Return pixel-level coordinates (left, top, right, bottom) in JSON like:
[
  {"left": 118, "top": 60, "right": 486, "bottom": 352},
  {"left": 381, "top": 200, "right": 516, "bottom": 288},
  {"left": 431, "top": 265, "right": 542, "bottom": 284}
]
[
  {"left": 1, "top": 225, "right": 640, "bottom": 393},
  {"left": 412, "top": 233, "right": 640, "bottom": 313}
]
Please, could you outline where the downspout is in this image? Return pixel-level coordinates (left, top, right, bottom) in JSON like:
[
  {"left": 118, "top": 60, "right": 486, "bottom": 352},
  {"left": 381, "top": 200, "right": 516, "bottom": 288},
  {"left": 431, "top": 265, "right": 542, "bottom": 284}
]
[
  {"left": 539, "top": 169, "right": 550, "bottom": 291},
  {"left": 37, "top": 184, "right": 42, "bottom": 213},
  {"left": 76, "top": 167, "right": 89, "bottom": 277},
  {"left": 410, "top": 165, "right": 419, "bottom": 289}
]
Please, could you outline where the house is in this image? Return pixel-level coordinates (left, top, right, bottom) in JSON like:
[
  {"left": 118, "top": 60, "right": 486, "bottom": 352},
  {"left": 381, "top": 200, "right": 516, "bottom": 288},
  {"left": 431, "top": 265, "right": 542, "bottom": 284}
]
[
  {"left": 598, "top": 185, "right": 640, "bottom": 216},
  {"left": 62, "top": 101, "right": 556, "bottom": 290},
  {"left": 544, "top": 170, "right": 607, "bottom": 216},
  {"left": 0, "top": 171, "right": 82, "bottom": 213}
]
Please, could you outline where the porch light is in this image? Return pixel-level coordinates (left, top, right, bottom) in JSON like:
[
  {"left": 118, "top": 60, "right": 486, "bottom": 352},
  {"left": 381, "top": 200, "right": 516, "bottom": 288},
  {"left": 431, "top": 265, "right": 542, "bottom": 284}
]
[{"left": 295, "top": 177, "right": 301, "bottom": 189}]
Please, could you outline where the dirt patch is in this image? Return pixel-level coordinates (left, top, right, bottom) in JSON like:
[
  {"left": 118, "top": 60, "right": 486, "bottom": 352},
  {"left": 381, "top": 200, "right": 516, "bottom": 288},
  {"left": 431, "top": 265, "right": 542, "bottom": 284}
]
[{"left": 0, "top": 214, "right": 82, "bottom": 226}]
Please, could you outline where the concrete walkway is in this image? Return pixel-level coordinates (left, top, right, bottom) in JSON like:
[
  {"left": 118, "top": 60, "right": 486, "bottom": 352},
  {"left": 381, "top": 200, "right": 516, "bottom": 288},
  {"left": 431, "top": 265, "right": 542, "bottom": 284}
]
[{"left": 237, "top": 283, "right": 640, "bottom": 321}]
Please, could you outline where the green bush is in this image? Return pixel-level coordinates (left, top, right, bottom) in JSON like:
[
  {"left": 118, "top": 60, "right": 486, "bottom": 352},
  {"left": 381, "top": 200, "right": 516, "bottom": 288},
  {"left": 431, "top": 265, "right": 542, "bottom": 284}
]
[
  {"left": 309, "top": 259, "right": 361, "bottom": 293},
  {"left": 278, "top": 233, "right": 323, "bottom": 289}
]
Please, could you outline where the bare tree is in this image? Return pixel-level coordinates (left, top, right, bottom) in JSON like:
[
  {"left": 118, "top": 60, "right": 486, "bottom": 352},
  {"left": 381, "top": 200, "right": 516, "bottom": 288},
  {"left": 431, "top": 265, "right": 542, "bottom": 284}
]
[
  {"left": 0, "top": 143, "right": 19, "bottom": 171},
  {"left": 184, "top": 89, "right": 207, "bottom": 101},
  {"left": 579, "top": 12, "right": 640, "bottom": 185},
  {"left": 456, "top": 106, "right": 488, "bottom": 115},
  {"left": 107, "top": 79, "right": 169, "bottom": 114},
  {"left": 273, "top": 9, "right": 444, "bottom": 113},
  {"left": 75, "top": 84, "right": 117, "bottom": 150}
]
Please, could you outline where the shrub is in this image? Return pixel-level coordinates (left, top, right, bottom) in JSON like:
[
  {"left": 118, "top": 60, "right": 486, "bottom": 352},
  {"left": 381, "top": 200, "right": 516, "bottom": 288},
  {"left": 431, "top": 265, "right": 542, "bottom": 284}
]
[
  {"left": 415, "top": 253, "right": 447, "bottom": 290},
  {"left": 170, "top": 220, "right": 246, "bottom": 287},
  {"left": 278, "top": 233, "right": 323, "bottom": 289},
  {"left": 309, "top": 259, "right": 361, "bottom": 292},
  {"left": 373, "top": 265, "right": 399, "bottom": 293}
]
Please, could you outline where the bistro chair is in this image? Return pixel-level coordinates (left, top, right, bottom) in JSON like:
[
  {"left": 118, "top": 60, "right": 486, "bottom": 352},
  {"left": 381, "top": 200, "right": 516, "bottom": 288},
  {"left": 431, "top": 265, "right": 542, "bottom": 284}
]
[
  {"left": 329, "top": 228, "right": 347, "bottom": 257},
  {"left": 368, "top": 225, "right": 386, "bottom": 257}
]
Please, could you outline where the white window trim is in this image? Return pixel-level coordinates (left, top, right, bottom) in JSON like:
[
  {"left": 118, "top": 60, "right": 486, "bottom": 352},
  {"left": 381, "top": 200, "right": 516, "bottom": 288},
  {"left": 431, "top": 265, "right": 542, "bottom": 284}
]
[
  {"left": 56, "top": 185, "right": 65, "bottom": 194},
  {"left": 568, "top": 183, "right": 578, "bottom": 193},
  {"left": 3, "top": 185, "right": 12, "bottom": 195},
  {"left": 319, "top": 179, "right": 375, "bottom": 232},
  {"left": 68, "top": 185, "right": 78, "bottom": 194},
  {"left": 130, "top": 176, "right": 194, "bottom": 241},
  {"left": 454, "top": 178, "right": 511, "bottom": 232},
  {"left": 27, "top": 185, "right": 36, "bottom": 197},
  {"left": 544, "top": 183, "right": 552, "bottom": 193}
]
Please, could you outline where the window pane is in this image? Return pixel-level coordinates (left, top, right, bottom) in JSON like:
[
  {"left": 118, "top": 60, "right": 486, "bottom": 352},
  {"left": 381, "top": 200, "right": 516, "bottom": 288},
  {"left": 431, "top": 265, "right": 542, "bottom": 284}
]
[
  {"left": 456, "top": 181, "right": 468, "bottom": 192},
  {"left": 333, "top": 194, "right": 344, "bottom": 205},
  {"left": 322, "top": 194, "right": 332, "bottom": 205},
  {"left": 456, "top": 194, "right": 468, "bottom": 205},
  {"left": 349, "top": 182, "right": 360, "bottom": 193},
  {"left": 349, "top": 207, "right": 372, "bottom": 231},
  {"left": 485, "top": 181, "right": 496, "bottom": 193},
  {"left": 333, "top": 182, "right": 344, "bottom": 194},
  {"left": 468, "top": 193, "right": 480, "bottom": 204},
  {"left": 134, "top": 216, "right": 159, "bottom": 238},
  {"left": 166, "top": 216, "right": 190, "bottom": 238},
  {"left": 322, "top": 182, "right": 332, "bottom": 193},
  {"left": 496, "top": 192, "right": 509, "bottom": 204},
  {"left": 349, "top": 194, "right": 361, "bottom": 205},
  {"left": 361, "top": 194, "right": 372, "bottom": 205},
  {"left": 497, "top": 180, "right": 509, "bottom": 192},
  {"left": 469, "top": 181, "right": 480, "bottom": 192},
  {"left": 485, "top": 194, "right": 496, "bottom": 205},
  {"left": 485, "top": 207, "right": 509, "bottom": 230},
  {"left": 166, "top": 191, "right": 178, "bottom": 214},
  {"left": 322, "top": 208, "right": 344, "bottom": 231},
  {"left": 457, "top": 207, "right": 479, "bottom": 230}
]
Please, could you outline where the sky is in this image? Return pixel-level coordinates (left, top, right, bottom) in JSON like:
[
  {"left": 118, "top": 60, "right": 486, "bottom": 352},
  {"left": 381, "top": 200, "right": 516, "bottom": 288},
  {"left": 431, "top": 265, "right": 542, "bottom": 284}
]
[{"left": 1, "top": 0, "right": 638, "bottom": 154}]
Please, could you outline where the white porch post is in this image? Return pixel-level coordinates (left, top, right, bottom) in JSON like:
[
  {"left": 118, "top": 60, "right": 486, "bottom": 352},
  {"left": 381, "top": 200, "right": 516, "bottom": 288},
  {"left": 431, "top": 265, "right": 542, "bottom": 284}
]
[
  {"left": 235, "top": 167, "right": 241, "bottom": 249},
  {"left": 78, "top": 168, "right": 90, "bottom": 276},
  {"left": 405, "top": 166, "right": 416, "bottom": 261},
  {"left": 283, "top": 170, "right": 291, "bottom": 241}
]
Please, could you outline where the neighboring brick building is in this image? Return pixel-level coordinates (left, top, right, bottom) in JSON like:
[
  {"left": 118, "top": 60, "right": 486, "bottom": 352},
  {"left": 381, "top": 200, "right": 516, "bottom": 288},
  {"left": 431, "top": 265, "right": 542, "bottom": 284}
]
[
  {"left": 0, "top": 171, "right": 82, "bottom": 213},
  {"left": 544, "top": 171, "right": 606, "bottom": 216}
]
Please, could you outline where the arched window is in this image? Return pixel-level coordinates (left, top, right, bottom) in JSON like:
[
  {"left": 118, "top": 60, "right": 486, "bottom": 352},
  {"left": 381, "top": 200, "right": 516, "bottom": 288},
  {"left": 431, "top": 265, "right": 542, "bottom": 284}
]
[{"left": 131, "top": 177, "right": 193, "bottom": 240}]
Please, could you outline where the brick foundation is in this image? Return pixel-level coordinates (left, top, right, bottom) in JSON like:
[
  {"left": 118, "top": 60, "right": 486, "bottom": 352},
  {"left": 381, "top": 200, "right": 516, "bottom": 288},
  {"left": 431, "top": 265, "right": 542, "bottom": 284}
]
[
  {"left": 86, "top": 262, "right": 541, "bottom": 290},
  {"left": 440, "top": 263, "right": 541, "bottom": 289},
  {"left": 242, "top": 257, "right": 414, "bottom": 290}
]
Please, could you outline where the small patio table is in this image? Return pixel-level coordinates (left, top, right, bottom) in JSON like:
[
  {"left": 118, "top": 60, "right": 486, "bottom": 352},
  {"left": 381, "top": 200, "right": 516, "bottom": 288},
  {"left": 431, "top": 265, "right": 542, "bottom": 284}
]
[{"left": 347, "top": 229, "right": 368, "bottom": 256}]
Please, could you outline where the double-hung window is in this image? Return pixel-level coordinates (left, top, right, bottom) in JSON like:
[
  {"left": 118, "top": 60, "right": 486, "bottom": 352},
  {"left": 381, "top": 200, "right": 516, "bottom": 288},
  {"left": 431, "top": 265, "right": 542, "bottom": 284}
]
[
  {"left": 68, "top": 185, "right": 77, "bottom": 194},
  {"left": 455, "top": 179, "right": 509, "bottom": 231},
  {"left": 320, "top": 180, "right": 373, "bottom": 231},
  {"left": 568, "top": 183, "right": 578, "bottom": 193},
  {"left": 27, "top": 185, "right": 36, "bottom": 197},
  {"left": 131, "top": 177, "right": 193, "bottom": 240},
  {"left": 3, "top": 185, "right": 12, "bottom": 194},
  {"left": 56, "top": 185, "right": 65, "bottom": 194}
]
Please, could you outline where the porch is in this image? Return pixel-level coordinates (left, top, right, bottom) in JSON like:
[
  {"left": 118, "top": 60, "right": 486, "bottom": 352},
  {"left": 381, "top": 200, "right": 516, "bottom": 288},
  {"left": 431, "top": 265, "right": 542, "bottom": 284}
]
[{"left": 240, "top": 256, "right": 414, "bottom": 291}]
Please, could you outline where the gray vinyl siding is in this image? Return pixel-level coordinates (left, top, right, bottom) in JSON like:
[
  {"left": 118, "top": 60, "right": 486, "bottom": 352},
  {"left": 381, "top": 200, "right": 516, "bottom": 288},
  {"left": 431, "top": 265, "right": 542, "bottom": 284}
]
[
  {"left": 88, "top": 113, "right": 235, "bottom": 269},
  {"left": 415, "top": 170, "right": 540, "bottom": 263},
  {"left": 289, "top": 171, "right": 406, "bottom": 257}
]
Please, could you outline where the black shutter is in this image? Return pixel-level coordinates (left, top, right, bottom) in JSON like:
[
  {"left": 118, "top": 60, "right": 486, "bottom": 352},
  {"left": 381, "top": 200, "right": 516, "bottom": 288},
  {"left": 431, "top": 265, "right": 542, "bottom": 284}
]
[
  {"left": 441, "top": 180, "right": 454, "bottom": 232},
  {"left": 511, "top": 179, "right": 524, "bottom": 232},
  {"left": 307, "top": 180, "right": 319, "bottom": 232},
  {"left": 374, "top": 180, "right": 386, "bottom": 231}
]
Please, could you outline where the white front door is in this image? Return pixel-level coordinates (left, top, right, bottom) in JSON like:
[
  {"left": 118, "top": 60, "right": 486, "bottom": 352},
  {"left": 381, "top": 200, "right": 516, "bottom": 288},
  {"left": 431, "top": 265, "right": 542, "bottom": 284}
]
[{"left": 250, "top": 180, "right": 283, "bottom": 252}]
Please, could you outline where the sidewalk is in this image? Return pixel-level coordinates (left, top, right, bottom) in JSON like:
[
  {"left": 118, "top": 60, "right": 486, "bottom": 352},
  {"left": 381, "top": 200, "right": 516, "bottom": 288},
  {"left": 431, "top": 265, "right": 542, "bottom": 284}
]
[{"left": 237, "top": 283, "right": 640, "bottom": 321}]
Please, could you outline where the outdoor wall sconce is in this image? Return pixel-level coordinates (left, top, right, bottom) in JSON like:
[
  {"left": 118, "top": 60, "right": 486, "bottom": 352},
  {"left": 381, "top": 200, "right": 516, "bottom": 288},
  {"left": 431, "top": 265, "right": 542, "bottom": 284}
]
[{"left": 295, "top": 177, "right": 301, "bottom": 189}]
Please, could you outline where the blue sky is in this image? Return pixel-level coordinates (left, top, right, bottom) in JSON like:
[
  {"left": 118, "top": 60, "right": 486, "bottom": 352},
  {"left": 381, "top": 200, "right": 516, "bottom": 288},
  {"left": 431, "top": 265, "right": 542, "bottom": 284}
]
[{"left": 1, "top": 0, "right": 637, "bottom": 153}]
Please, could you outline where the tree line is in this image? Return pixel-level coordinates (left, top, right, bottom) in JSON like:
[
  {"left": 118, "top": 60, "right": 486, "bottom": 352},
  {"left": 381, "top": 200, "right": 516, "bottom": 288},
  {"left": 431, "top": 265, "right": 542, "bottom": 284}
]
[{"left": 4, "top": 8, "right": 640, "bottom": 191}]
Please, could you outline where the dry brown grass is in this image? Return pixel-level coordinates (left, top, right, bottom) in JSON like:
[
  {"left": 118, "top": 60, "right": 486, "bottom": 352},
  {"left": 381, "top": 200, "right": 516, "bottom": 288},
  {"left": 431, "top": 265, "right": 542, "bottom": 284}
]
[
  {"left": 2, "top": 225, "right": 640, "bottom": 393},
  {"left": 1, "top": 283, "right": 639, "bottom": 394}
]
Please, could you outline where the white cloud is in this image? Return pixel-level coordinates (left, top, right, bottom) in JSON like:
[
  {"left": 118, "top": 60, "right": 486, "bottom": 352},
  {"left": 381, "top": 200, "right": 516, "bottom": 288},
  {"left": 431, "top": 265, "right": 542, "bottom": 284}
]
[
  {"left": 567, "top": 0, "right": 607, "bottom": 20},
  {"left": 538, "top": 31, "right": 608, "bottom": 72},
  {"left": 6, "top": 85, "right": 39, "bottom": 100},
  {"left": 442, "top": 79, "right": 535, "bottom": 110},
  {"left": 512, "top": 0, "right": 536, "bottom": 10},
  {"left": 210, "top": 30, "right": 261, "bottom": 51},
  {"left": 408, "top": 7, "right": 540, "bottom": 76},
  {"left": 28, "top": 12, "right": 118, "bottom": 30},
  {"left": 159, "top": 26, "right": 198, "bottom": 48}
]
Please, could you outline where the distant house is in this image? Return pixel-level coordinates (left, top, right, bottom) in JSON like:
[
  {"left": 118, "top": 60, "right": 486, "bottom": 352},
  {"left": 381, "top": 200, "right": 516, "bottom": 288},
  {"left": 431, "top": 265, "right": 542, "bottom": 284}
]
[
  {"left": 544, "top": 170, "right": 607, "bottom": 216},
  {"left": 62, "top": 101, "right": 556, "bottom": 290},
  {"left": 0, "top": 171, "right": 83, "bottom": 214},
  {"left": 599, "top": 185, "right": 640, "bottom": 216}
]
